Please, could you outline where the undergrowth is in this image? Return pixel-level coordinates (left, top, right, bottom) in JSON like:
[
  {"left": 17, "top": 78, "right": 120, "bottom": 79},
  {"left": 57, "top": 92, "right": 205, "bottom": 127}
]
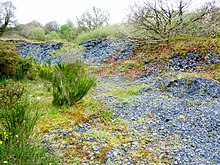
[{"left": 0, "top": 79, "right": 55, "bottom": 165}]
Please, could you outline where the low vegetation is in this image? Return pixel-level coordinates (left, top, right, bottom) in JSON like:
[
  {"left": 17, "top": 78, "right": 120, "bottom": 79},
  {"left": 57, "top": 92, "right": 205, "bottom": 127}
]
[
  {"left": 0, "top": 80, "right": 54, "bottom": 164},
  {"left": 0, "top": 41, "right": 96, "bottom": 164}
]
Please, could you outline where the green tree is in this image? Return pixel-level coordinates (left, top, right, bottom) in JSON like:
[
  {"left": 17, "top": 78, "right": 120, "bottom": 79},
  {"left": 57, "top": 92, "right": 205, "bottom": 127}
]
[
  {"left": 0, "top": 1, "right": 16, "bottom": 37},
  {"left": 59, "top": 20, "right": 79, "bottom": 41},
  {"left": 18, "top": 20, "right": 43, "bottom": 38},
  {"left": 77, "top": 6, "right": 110, "bottom": 31},
  {"left": 27, "top": 27, "right": 46, "bottom": 41}
]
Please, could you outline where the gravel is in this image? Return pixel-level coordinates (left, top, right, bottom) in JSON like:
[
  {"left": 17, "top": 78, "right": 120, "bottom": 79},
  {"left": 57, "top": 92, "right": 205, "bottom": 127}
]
[
  {"left": 94, "top": 75, "right": 220, "bottom": 164},
  {"left": 80, "top": 39, "right": 135, "bottom": 65},
  {"left": 166, "top": 51, "right": 220, "bottom": 71},
  {"left": 17, "top": 41, "right": 63, "bottom": 63}
]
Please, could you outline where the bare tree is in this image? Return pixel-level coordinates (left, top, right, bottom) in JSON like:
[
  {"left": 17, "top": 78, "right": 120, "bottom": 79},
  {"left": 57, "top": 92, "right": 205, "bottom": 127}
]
[
  {"left": 190, "top": 1, "right": 220, "bottom": 37},
  {"left": 77, "top": 6, "right": 110, "bottom": 31},
  {"left": 0, "top": 1, "right": 16, "bottom": 37},
  {"left": 129, "top": 0, "right": 214, "bottom": 42}
]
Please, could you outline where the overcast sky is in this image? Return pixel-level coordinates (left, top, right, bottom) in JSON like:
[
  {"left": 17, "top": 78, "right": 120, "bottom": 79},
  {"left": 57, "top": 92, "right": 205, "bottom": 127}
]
[{"left": 8, "top": 0, "right": 217, "bottom": 26}]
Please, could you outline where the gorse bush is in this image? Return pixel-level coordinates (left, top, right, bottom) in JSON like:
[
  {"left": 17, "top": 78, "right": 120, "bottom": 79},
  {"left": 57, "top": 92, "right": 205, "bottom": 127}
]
[
  {"left": 0, "top": 41, "right": 33, "bottom": 80},
  {"left": 0, "top": 96, "right": 39, "bottom": 140},
  {"left": 35, "top": 62, "right": 53, "bottom": 81},
  {"left": 0, "top": 41, "right": 20, "bottom": 79},
  {"left": 0, "top": 140, "right": 53, "bottom": 165},
  {"left": 0, "top": 80, "right": 38, "bottom": 139},
  {"left": 15, "top": 56, "right": 33, "bottom": 80},
  {"left": 0, "top": 80, "right": 54, "bottom": 164},
  {"left": 0, "top": 79, "right": 24, "bottom": 108},
  {"left": 52, "top": 61, "right": 96, "bottom": 106}
]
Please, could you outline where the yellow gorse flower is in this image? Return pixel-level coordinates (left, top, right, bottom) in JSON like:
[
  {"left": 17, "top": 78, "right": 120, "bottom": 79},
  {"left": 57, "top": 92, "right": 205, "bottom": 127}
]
[
  {"left": 15, "top": 134, "right": 19, "bottom": 138},
  {"left": 3, "top": 161, "right": 8, "bottom": 164},
  {"left": 0, "top": 140, "right": 2, "bottom": 144},
  {"left": 3, "top": 132, "right": 9, "bottom": 140}
]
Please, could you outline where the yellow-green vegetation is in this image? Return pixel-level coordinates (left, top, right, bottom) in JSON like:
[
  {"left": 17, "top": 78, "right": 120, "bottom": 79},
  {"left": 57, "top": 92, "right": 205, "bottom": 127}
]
[
  {"left": 0, "top": 41, "right": 20, "bottom": 79},
  {"left": 0, "top": 50, "right": 96, "bottom": 164},
  {"left": 74, "top": 25, "right": 119, "bottom": 44},
  {"left": 136, "top": 37, "right": 220, "bottom": 62},
  {"left": 1, "top": 0, "right": 220, "bottom": 163},
  {"left": 0, "top": 80, "right": 55, "bottom": 165},
  {"left": 1, "top": 35, "right": 219, "bottom": 164},
  {"left": 112, "top": 84, "right": 147, "bottom": 99}
]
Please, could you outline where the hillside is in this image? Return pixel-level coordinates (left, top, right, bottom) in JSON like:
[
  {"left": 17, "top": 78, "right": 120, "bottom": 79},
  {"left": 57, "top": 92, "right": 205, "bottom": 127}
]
[{"left": 1, "top": 38, "right": 218, "bottom": 164}]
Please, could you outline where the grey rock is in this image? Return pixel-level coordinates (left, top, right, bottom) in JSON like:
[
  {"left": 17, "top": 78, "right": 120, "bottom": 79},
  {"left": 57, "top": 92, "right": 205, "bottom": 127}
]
[
  {"left": 79, "top": 39, "right": 135, "bottom": 65},
  {"left": 17, "top": 41, "right": 63, "bottom": 63}
]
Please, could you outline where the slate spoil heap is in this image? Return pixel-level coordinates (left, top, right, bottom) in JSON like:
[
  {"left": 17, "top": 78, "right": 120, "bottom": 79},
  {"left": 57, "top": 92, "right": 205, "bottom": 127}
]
[
  {"left": 16, "top": 39, "right": 220, "bottom": 164},
  {"left": 83, "top": 44, "right": 220, "bottom": 164},
  {"left": 80, "top": 39, "right": 135, "bottom": 65},
  {"left": 18, "top": 41, "right": 63, "bottom": 63},
  {"left": 166, "top": 51, "right": 220, "bottom": 71}
]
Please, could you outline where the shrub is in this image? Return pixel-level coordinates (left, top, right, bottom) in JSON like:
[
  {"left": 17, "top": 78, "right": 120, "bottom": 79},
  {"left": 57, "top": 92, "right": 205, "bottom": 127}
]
[
  {"left": 0, "top": 96, "right": 39, "bottom": 141},
  {"left": 74, "top": 25, "right": 118, "bottom": 44},
  {"left": 0, "top": 41, "right": 20, "bottom": 79},
  {"left": 27, "top": 27, "right": 46, "bottom": 41},
  {"left": 0, "top": 79, "right": 24, "bottom": 108},
  {"left": 46, "top": 31, "right": 61, "bottom": 41},
  {"left": 0, "top": 80, "right": 54, "bottom": 164},
  {"left": 15, "top": 56, "right": 33, "bottom": 80},
  {"left": 52, "top": 61, "right": 96, "bottom": 106},
  {"left": 59, "top": 20, "right": 80, "bottom": 42},
  {"left": 35, "top": 62, "right": 53, "bottom": 81}
]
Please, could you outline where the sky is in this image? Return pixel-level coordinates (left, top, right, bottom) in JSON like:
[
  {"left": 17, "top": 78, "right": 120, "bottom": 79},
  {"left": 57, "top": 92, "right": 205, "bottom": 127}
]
[{"left": 7, "top": 0, "right": 217, "bottom": 26}]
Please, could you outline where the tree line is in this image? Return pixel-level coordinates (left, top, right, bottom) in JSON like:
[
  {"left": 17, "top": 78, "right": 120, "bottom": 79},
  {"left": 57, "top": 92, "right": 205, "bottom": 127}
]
[{"left": 0, "top": 0, "right": 219, "bottom": 42}]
